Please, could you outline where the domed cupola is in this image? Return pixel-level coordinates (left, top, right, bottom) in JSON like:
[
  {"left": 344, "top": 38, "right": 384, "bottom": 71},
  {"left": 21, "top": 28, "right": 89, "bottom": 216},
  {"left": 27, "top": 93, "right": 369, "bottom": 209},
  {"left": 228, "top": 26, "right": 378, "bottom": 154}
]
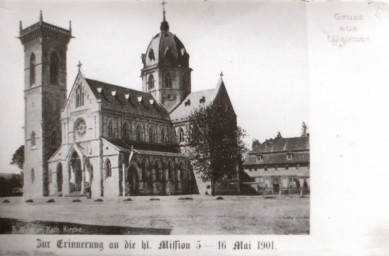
[
  {"left": 141, "top": 5, "right": 192, "bottom": 112},
  {"left": 142, "top": 20, "right": 190, "bottom": 69}
]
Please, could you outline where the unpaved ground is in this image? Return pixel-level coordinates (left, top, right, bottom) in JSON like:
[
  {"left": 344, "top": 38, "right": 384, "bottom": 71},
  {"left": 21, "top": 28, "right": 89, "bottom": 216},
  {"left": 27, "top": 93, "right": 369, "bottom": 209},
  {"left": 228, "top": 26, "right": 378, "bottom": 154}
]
[{"left": 0, "top": 195, "right": 309, "bottom": 234}]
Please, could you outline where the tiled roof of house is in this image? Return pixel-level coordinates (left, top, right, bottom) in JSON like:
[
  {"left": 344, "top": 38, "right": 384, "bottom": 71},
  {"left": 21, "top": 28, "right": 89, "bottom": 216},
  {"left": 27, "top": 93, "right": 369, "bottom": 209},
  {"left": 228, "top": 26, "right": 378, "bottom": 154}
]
[
  {"left": 252, "top": 136, "right": 309, "bottom": 153},
  {"left": 244, "top": 136, "right": 310, "bottom": 166},
  {"left": 170, "top": 79, "right": 224, "bottom": 122},
  {"left": 86, "top": 78, "right": 170, "bottom": 120},
  {"left": 244, "top": 151, "right": 309, "bottom": 166}
]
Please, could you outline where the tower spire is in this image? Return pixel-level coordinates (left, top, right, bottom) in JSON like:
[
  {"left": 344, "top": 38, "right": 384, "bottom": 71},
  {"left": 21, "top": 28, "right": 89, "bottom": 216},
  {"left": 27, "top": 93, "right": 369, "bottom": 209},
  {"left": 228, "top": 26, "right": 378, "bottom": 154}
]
[
  {"left": 40, "top": 10, "right": 43, "bottom": 23},
  {"left": 160, "top": 0, "right": 169, "bottom": 31}
]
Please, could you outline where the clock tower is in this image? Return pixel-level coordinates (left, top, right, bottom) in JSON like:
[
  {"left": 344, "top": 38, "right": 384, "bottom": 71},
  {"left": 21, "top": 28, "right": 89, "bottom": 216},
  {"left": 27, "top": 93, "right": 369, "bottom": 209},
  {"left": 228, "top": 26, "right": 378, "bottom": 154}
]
[{"left": 19, "top": 12, "right": 72, "bottom": 197}]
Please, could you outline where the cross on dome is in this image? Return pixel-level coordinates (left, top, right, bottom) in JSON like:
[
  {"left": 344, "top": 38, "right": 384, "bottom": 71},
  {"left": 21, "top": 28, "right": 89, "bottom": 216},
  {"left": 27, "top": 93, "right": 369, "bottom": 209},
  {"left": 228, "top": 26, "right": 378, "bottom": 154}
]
[
  {"left": 160, "top": 0, "right": 169, "bottom": 31},
  {"left": 161, "top": 0, "right": 167, "bottom": 21}
]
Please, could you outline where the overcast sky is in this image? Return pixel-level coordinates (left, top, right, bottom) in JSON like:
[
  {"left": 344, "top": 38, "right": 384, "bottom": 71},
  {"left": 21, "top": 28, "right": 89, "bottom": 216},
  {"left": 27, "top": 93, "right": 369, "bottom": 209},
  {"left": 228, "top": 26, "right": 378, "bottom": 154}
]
[{"left": 0, "top": 0, "right": 309, "bottom": 173}]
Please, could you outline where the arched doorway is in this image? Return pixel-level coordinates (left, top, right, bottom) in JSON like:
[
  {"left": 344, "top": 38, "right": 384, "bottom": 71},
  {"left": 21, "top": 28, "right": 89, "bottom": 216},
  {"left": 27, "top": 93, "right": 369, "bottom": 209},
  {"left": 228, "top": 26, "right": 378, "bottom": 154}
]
[
  {"left": 128, "top": 166, "right": 139, "bottom": 196},
  {"left": 272, "top": 176, "right": 280, "bottom": 194},
  {"left": 303, "top": 180, "right": 308, "bottom": 194},
  {"left": 57, "top": 163, "right": 63, "bottom": 193},
  {"left": 294, "top": 178, "right": 300, "bottom": 194},
  {"left": 70, "top": 151, "right": 82, "bottom": 192}
]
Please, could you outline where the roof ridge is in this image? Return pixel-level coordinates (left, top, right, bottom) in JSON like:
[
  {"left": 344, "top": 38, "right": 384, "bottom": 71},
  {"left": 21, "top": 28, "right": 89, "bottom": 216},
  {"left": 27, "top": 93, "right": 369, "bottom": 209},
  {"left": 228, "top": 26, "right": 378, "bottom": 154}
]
[{"left": 85, "top": 77, "right": 150, "bottom": 95}]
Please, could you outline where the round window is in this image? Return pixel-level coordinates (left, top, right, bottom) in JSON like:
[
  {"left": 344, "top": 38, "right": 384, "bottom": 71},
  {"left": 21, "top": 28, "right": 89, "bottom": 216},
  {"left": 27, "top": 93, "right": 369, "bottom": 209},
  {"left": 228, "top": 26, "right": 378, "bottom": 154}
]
[{"left": 75, "top": 118, "right": 87, "bottom": 137}]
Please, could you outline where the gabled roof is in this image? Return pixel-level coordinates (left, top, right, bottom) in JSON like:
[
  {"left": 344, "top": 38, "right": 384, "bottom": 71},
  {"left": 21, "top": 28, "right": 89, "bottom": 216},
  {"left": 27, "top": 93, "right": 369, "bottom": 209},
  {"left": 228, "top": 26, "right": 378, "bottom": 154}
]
[
  {"left": 244, "top": 136, "right": 310, "bottom": 166},
  {"left": 85, "top": 78, "right": 170, "bottom": 120},
  {"left": 244, "top": 151, "right": 309, "bottom": 166},
  {"left": 170, "top": 79, "right": 225, "bottom": 122},
  {"left": 252, "top": 136, "right": 310, "bottom": 153}
]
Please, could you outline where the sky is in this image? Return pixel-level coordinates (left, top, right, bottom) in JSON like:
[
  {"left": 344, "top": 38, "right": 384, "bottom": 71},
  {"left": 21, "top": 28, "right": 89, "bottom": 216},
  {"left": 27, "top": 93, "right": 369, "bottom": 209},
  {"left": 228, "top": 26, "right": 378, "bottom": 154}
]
[{"left": 0, "top": 0, "right": 309, "bottom": 173}]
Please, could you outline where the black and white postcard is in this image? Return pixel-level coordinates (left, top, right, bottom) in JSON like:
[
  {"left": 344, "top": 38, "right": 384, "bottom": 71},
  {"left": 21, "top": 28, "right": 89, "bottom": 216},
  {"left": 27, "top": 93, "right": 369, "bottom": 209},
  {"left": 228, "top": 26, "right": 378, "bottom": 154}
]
[{"left": 0, "top": 0, "right": 388, "bottom": 255}]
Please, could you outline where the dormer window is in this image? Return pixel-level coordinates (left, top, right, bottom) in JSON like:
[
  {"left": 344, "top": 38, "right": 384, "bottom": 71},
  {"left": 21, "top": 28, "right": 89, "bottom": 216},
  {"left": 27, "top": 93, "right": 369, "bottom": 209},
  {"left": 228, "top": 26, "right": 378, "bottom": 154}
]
[
  {"left": 148, "top": 49, "right": 155, "bottom": 61},
  {"left": 287, "top": 153, "right": 293, "bottom": 160},
  {"left": 185, "top": 99, "right": 190, "bottom": 106},
  {"left": 256, "top": 155, "right": 264, "bottom": 162},
  {"left": 165, "top": 48, "right": 173, "bottom": 61},
  {"left": 199, "top": 96, "right": 205, "bottom": 103}
]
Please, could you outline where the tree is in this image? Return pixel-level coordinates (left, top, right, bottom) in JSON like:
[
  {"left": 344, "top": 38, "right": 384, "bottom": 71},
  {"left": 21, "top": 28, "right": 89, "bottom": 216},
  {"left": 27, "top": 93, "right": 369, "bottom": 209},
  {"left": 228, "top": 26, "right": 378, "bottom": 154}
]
[
  {"left": 187, "top": 103, "right": 246, "bottom": 196},
  {"left": 251, "top": 139, "right": 260, "bottom": 150},
  {"left": 10, "top": 145, "right": 24, "bottom": 170},
  {"left": 301, "top": 122, "right": 308, "bottom": 137}
]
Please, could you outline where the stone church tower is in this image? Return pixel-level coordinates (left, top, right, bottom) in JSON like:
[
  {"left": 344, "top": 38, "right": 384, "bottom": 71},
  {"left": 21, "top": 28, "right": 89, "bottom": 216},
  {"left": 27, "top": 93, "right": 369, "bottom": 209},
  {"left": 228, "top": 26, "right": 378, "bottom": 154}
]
[
  {"left": 141, "top": 10, "right": 192, "bottom": 112},
  {"left": 19, "top": 12, "right": 72, "bottom": 197}
]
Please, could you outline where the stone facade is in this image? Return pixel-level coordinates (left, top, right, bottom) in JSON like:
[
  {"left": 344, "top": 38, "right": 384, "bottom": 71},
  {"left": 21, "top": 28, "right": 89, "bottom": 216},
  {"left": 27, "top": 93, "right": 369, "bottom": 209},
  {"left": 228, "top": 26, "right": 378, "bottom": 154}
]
[
  {"left": 20, "top": 16, "right": 71, "bottom": 197},
  {"left": 21, "top": 13, "right": 240, "bottom": 198}
]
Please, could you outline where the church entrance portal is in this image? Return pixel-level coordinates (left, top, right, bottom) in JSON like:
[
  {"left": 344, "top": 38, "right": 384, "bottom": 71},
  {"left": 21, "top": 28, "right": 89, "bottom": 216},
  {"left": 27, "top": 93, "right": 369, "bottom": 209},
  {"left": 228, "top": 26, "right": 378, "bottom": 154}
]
[
  {"left": 57, "top": 163, "right": 63, "bottom": 193},
  {"left": 70, "top": 152, "right": 82, "bottom": 192},
  {"left": 128, "top": 166, "right": 139, "bottom": 196}
]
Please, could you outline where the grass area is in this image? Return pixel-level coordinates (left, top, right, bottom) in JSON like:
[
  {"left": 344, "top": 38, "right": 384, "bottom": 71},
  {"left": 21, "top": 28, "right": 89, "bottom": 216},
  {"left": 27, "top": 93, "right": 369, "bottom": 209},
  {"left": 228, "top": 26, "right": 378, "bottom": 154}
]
[{"left": 0, "top": 195, "right": 309, "bottom": 235}]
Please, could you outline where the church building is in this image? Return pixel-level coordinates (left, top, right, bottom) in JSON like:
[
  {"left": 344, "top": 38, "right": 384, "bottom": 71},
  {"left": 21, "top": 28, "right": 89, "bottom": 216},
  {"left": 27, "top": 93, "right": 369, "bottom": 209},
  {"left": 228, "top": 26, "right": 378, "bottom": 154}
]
[{"left": 20, "top": 9, "right": 239, "bottom": 198}]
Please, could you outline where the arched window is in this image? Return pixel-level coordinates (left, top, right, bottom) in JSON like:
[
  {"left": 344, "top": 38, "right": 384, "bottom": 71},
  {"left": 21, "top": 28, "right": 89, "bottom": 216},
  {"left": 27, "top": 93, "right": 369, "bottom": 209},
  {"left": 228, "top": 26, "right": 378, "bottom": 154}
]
[
  {"left": 122, "top": 122, "right": 130, "bottom": 140},
  {"left": 161, "top": 128, "right": 165, "bottom": 144},
  {"left": 31, "top": 131, "right": 36, "bottom": 147},
  {"left": 104, "top": 159, "right": 112, "bottom": 179},
  {"left": 168, "top": 162, "right": 174, "bottom": 181},
  {"left": 147, "top": 75, "right": 154, "bottom": 90},
  {"left": 140, "top": 160, "right": 147, "bottom": 182},
  {"left": 50, "top": 52, "right": 59, "bottom": 85},
  {"left": 31, "top": 168, "right": 35, "bottom": 183},
  {"left": 165, "top": 73, "right": 172, "bottom": 88},
  {"left": 50, "top": 130, "right": 56, "bottom": 146},
  {"left": 76, "top": 85, "right": 84, "bottom": 107},
  {"left": 149, "top": 127, "right": 154, "bottom": 143},
  {"left": 30, "top": 53, "right": 36, "bottom": 86},
  {"left": 155, "top": 162, "right": 160, "bottom": 182},
  {"left": 136, "top": 124, "right": 143, "bottom": 141},
  {"left": 179, "top": 127, "right": 184, "bottom": 143},
  {"left": 108, "top": 119, "right": 114, "bottom": 137}
]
